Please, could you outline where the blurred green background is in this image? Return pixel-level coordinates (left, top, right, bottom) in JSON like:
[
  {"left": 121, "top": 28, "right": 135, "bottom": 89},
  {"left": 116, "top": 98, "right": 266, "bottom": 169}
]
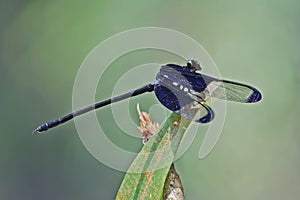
[{"left": 1, "top": 0, "right": 299, "bottom": 199}]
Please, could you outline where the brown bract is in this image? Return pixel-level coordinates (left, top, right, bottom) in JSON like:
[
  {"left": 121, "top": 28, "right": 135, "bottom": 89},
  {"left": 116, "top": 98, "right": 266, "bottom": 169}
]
[{"left": 137, "top": 103, "right": 160, "bottom": 144}]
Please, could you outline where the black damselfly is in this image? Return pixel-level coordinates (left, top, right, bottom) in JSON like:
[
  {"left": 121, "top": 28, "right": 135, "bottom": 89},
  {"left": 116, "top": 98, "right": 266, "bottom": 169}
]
[{"left": 33, "top": 60, "right": 262, "bottom": 133}]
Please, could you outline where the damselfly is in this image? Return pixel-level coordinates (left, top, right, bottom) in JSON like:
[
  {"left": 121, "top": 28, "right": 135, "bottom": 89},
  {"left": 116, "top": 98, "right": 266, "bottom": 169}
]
[{"left": 33, "top": 60, "right": 262, "bottom": 133}]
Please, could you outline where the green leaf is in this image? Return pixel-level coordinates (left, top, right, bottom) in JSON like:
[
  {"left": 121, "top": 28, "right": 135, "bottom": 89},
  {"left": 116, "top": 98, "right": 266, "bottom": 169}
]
[{"left": 115, "top": 112, "right": 191, "bottom": 200}]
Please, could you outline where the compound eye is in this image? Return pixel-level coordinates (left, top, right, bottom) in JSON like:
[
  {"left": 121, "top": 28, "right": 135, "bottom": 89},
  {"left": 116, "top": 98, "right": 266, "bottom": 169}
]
[
  {"left": 186, "top": 60, "right": 202, "bottom": 72},
  {"left": 187, "top": 60, "right": 193, "bottom": 68}
]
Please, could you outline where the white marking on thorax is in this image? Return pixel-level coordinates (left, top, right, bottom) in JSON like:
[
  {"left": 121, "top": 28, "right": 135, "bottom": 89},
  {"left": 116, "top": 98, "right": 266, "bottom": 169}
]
[{"left": 172, "top": 82, "right": 179, "bottom": 86}]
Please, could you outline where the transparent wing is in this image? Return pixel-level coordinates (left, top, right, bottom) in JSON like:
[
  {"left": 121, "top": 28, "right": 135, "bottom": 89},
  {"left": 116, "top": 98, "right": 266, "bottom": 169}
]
[
  {"left": 205, "top": 79, "right": 262, "bottom": 103},
  {"left": 158, "top": 67, "right": 262, "bottom": 103},
  {"left": 158, "top": 64, "right": 262, "bottom": 103},
  {"left": 177, "top": 101, "right": 214, "bottom": 123}
]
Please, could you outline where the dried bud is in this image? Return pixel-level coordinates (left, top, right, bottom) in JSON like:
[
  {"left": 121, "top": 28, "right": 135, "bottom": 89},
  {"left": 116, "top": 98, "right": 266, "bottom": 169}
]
[{"left": 137, "top": 103, "right": 160, "bottom": 144}]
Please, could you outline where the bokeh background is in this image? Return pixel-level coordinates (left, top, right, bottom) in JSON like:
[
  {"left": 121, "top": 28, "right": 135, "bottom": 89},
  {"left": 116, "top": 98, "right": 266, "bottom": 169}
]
[{"left": 1, "top": 0, "right": 299, "bottom": 199}]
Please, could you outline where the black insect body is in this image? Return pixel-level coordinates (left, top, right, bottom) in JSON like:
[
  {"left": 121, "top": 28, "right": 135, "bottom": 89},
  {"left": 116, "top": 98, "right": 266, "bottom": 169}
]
[{"left": 33, "top": 60, "right": 262, "bottom": 133}]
